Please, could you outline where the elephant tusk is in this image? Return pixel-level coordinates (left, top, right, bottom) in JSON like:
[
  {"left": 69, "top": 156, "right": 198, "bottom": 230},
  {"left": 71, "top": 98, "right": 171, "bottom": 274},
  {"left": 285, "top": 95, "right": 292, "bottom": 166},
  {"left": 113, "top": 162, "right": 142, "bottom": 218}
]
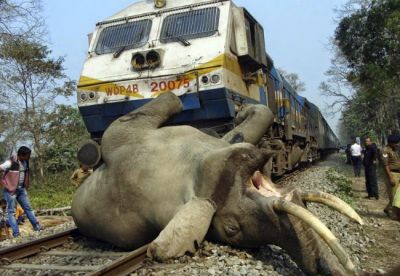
[
  {"left": 272, "top": 199, "right": 356, "bottom": 275},
  {"left": 301, "top": 192, "right": 364, "bottom": 225}
]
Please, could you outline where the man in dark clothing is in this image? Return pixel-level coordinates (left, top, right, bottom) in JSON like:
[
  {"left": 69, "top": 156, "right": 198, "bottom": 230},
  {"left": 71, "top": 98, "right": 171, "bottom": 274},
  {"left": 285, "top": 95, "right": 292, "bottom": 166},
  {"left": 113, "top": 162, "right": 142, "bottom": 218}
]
[{"left": 363, "top": 138, "right": 379, "bottom": 199}]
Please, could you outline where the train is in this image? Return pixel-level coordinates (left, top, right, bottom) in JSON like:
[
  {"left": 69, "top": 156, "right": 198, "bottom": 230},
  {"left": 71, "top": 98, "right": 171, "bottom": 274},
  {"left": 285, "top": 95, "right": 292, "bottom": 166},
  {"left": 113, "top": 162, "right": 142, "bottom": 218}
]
[{"left": 76, "top": 0, "right": 339, "bottom": 176}]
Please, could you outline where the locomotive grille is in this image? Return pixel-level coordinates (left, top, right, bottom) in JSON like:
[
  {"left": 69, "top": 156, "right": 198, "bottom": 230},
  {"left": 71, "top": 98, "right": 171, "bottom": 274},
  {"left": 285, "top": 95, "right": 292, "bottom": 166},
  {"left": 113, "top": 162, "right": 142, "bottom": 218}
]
[
  {"left": 160, "top": 7, "right": 220, "bottom": 43},
  {"left": 95, "top": 19, "right": 152, "bottom": 55}
]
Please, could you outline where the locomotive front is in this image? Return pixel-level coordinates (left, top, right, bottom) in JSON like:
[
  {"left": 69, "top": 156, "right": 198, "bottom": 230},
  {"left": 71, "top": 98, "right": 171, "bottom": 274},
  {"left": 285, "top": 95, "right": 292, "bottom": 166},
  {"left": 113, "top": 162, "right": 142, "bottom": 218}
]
[{"left": 77, "top": 0, "right": 233, "bottom": 140}]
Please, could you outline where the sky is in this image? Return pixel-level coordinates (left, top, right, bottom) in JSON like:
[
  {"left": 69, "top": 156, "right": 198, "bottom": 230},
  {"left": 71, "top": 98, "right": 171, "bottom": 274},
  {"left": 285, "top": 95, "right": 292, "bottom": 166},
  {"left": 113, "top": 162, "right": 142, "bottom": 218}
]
[{"left": 43, "top": 0, "right": 348, "bottom": 132}]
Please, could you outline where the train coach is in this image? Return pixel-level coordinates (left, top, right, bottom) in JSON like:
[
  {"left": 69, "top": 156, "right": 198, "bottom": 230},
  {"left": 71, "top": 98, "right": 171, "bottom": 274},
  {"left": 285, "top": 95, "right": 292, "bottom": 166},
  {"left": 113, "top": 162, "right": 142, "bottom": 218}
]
[{"left": 76, "top": 0, "right": 339, "bottom": 176}]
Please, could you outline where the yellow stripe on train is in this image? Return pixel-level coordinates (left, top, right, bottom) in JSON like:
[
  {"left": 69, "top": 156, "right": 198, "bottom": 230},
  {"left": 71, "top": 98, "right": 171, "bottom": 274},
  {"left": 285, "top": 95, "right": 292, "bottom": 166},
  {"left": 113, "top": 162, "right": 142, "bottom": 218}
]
[{"left": 77, "top": 53, "right": 244, "bottom": 98}]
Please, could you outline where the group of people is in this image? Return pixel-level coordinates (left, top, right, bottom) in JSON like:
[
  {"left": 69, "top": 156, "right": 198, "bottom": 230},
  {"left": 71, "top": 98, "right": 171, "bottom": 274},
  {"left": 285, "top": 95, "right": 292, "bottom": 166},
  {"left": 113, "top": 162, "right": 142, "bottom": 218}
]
[
  {"left": 0, "top": 147, "right": 41, "bottom": 238},
  {"left": 345, "top": 134, "right": 400, "bottom": 221},
  {"left": 0, "top": 146, "right": 93, "bottom": 239}
]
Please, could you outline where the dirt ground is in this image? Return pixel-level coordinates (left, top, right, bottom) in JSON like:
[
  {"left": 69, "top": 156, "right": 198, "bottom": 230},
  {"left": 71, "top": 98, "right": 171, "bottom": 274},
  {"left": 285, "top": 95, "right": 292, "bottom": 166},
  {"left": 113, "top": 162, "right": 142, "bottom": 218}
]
[
  {"left": 333, "top": 154, "right": 400, "bottom": 273},
  {"left": 0, "top": 216, "right": 72, "bottom": 240}
]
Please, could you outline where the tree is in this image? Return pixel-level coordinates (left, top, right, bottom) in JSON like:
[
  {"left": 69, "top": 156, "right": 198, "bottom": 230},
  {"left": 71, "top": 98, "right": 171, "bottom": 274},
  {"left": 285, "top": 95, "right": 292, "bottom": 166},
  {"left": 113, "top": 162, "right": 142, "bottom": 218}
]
[
  {"left": 278, "top": 69, "right": 306, "bottom": 93},
  {"left": 0, "top": 37, "right": 75, "bottom": 177},
  {"left": 0, "top": 0, "right": 44, "bottom": 106},
  {"left": 336, "top": 117, "right": 352, "bottom": 145},
  {"left": 43, "top": 105, "right": 89, "bottom": 173},
  {"left": 0, "top": 0, "right": 44, "bottom": 41},
  {"left": 335, "top": 1, "right": 400, "bottom": 83},
  {"left": 336, "top": 0, "right": 400, "bottom": 142},
  {"left": 319, "top": 49, "right": 354, "bottom": 113},
  {"left": 321, "top": 0, "right": 400, "bottom": 145}
]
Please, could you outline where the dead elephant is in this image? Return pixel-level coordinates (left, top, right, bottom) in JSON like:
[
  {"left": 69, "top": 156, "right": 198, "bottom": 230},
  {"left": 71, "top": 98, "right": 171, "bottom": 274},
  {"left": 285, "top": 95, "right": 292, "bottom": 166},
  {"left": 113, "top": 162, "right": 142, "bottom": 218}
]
[{"left": 72, "top": 92, "right": 363, "bottom": 275}]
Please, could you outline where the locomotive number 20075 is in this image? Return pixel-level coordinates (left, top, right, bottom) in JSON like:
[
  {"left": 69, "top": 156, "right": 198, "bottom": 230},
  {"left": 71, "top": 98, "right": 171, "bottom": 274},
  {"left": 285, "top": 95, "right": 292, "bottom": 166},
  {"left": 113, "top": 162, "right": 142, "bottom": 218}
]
[{"left": 150, "top": 78, "right": 190, "bottom": 93}]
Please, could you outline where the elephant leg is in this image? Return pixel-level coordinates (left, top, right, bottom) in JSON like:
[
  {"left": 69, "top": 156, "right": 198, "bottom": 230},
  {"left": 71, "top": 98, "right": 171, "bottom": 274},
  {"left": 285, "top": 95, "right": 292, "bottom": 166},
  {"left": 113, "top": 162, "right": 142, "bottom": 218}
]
[
  {"left": 147, "top": 197, "right": 216, "bottom": 261},
  {"left": 222, "top": 105, "right": 274, "bottom": 145},
  {"left": 117, "top": 92, "right": 182, "bottom": 129},
  {"left": 101, "top": 93, "right": 183, "bottom": 159}
]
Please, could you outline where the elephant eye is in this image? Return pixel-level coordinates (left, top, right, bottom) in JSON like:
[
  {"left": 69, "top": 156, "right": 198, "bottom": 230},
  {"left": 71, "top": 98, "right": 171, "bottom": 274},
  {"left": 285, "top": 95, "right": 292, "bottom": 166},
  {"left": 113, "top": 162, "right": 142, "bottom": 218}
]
[{"left": 224, "top": 224, "right": 239, "bottom": 237}]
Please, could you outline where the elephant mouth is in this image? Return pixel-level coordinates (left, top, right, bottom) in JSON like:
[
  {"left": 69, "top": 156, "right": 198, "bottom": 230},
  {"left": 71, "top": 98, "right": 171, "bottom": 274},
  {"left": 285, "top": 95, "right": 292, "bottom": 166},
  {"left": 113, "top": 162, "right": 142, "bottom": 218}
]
[{"left": 249, "top": 171, "right": 291, "bottom": 199}]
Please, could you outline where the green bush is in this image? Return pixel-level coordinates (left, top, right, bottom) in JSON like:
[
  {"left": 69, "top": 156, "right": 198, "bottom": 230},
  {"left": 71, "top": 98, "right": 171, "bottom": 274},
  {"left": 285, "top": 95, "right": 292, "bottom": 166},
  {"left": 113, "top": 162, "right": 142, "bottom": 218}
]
[
  {"left": 29, "top": 171, "right": 76, "bottom": 209},
  {"left": 326, "top": 168, "right": 355, "bottom": 207}
]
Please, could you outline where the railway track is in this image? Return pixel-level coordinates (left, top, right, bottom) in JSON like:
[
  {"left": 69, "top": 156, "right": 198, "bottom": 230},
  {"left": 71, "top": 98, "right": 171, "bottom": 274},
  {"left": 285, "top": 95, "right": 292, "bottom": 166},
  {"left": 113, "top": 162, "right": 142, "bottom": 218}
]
[
  {"left": 0, "top": 167, "right": 313, "bottom": 275},
  {"left": 275, "top": 166, "right": 308, "bottom": 185},
  {"left": 0, "top": 227, "right": 148, "bottom": 275}
]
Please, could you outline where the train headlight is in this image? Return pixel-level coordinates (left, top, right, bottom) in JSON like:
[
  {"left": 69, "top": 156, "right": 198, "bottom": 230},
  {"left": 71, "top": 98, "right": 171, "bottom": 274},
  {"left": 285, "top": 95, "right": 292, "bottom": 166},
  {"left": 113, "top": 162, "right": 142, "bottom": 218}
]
[
  {"left": 201, "top": 76, "right": 209, "bottom": 84},
  {"left": 154, "top": 0, "right": 166, "bottom": 8},
  {"left": 131, "top": 53, "right": 146, "bottom": 71},
  {"left": 79, "top": 92, "right": 88, "bottom": 102},
  {"left": 146, "top": 50, "right": 161, "bottom": 68},
  {"left": 210, "top": 74, "right": 221, "bottom": 84},
  {"left": 88, "top": 91, "right": 96, "bottom": 100},
  {"left": 78, "top": 91, "right": 97, "bottom": 102}
]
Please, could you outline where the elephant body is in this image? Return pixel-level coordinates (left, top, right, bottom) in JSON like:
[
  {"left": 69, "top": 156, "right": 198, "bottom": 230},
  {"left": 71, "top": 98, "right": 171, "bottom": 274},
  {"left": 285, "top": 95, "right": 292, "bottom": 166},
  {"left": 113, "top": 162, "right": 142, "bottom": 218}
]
[{"left": 72, "top": 93, "right": 360, "bottom": 275}]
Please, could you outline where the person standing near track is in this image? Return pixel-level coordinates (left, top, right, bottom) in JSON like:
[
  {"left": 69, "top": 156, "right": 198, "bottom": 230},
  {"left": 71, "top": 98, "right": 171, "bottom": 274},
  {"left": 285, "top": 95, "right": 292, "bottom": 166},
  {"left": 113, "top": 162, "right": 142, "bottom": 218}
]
[
  {"left": 0, "top": 146, "right": 41, "bottom": 237},
  {"left": 363, "top": 137, "right": 379, "bottom": 199},
  {"left": 382, "top": 134, "right": 400, "bottom": 221},
  {"left": 350, "top": 139, "right": 362, "bottom": 177}
]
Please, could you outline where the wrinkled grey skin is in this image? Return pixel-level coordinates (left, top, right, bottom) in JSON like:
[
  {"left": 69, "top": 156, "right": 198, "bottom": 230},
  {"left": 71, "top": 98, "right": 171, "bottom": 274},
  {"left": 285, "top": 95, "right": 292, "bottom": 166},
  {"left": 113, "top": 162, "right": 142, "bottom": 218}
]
[{"left": 72, "top": 93, "right": 344, "bottom": 275}]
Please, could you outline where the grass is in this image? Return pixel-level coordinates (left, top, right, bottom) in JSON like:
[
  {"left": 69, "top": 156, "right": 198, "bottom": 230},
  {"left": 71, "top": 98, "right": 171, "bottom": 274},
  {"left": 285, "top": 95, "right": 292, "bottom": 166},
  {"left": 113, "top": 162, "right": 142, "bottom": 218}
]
[
  {"left": 326, "top": 167, "right": 355, "bottom": 207},
  {"left": 28, "top": 171, "right": 76, "bottom": 209}
]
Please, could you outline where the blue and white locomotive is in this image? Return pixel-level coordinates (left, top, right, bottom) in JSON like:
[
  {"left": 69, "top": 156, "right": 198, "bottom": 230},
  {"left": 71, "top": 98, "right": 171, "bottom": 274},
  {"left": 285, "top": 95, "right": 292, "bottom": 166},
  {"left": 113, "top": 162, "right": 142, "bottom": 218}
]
[{"left": 77, "top": 0, "right": 339, "bottom": 175}]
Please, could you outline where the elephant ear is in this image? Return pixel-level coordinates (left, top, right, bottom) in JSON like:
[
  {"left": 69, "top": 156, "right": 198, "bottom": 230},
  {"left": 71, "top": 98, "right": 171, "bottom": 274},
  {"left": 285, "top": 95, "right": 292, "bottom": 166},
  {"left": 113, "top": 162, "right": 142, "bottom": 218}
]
[{"left": 147, "top": 197, "right": 216, "bottom": 261}]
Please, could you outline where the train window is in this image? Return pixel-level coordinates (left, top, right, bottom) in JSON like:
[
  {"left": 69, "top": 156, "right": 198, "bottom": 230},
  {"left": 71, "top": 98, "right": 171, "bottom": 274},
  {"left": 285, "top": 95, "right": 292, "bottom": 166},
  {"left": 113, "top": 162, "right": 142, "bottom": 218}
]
[
  {"left": 95, "top": 19, "right": 152, "bottom": 55},
  {"left": 160, "top": 7, "right": 220, "bottom": 43}
]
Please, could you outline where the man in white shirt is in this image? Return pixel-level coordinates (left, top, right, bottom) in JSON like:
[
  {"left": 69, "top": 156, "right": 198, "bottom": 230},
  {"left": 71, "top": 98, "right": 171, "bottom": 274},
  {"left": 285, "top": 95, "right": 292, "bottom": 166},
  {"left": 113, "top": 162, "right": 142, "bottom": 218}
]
[
  {"left": 350, "top": 139, "right": 362, "bottom": 177},
  {"left": 0, "top": 146, "right": 41, "bottom": 238}
]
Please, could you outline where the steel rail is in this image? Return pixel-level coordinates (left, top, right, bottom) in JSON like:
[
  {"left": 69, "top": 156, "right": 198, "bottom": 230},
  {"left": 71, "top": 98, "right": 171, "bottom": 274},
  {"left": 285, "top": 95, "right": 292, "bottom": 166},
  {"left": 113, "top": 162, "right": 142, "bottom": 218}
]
[
  {"left": 89, "top": 244, "right": 148, "bottom": 276},
  {"left": 0, "top": 227, "right": 80, "bottom": 264},
  {"left": 0, "top": 227, "right": 149, "bottom": 275}
]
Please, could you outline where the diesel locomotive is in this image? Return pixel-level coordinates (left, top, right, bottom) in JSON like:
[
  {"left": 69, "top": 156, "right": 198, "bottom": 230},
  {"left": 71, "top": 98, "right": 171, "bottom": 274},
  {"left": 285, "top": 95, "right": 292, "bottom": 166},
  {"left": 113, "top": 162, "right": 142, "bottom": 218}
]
[{"left": 76, "top": 0, "right": 339, "bottom": 176}]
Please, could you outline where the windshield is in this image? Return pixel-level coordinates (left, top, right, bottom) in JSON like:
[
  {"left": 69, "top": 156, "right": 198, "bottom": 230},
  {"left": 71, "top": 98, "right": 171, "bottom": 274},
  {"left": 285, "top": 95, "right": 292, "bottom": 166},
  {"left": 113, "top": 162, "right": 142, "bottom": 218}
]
[
  {"left": 160, "top": 7, "right": 220, "bottom": 43},
  {"left": 95, "top": 19, "right": 152, "bottom": 55}
]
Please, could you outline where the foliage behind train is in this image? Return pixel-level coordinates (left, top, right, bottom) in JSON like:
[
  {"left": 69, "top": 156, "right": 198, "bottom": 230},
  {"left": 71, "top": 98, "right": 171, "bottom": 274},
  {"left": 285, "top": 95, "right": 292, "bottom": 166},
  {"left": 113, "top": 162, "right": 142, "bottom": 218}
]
[{"left": 76, "top": 0, "right": 339, "bottom": 176}]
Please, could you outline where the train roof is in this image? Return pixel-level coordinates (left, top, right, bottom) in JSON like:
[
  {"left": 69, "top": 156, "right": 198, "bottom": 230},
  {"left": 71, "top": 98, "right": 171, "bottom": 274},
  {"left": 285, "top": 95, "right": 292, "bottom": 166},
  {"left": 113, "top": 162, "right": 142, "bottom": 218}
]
[
  {"left": 100, "top": 0, "right": 229, "bottom": 25},
  {"left": 270, "top": 67, "right": 283, "bottom": 89},
  {"left": 296, "top": 94, "right": 306, "bottom": 106},
  {"left": 307, "top": 101, "right": 319, "bottom": 112},
  {"left": 282, "top": 77, "right": 296, "bottom": 94}
]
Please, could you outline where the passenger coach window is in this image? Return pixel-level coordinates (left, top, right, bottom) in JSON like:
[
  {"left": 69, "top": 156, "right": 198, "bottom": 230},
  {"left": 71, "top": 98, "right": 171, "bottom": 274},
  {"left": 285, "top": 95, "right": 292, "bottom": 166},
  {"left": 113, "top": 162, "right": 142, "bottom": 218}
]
[
  {"left": 160, "top": 7, "right": 220, "bottom": 43},
  {"left": 95, "top": 19, "right": 152, "bottom": 55}
]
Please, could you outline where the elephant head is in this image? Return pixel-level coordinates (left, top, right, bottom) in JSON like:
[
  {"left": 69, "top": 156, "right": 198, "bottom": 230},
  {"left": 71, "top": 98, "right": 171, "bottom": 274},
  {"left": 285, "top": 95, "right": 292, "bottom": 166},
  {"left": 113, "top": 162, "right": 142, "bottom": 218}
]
[{"left": 72, "top": 92, "right": 362, "bottom": 276}]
